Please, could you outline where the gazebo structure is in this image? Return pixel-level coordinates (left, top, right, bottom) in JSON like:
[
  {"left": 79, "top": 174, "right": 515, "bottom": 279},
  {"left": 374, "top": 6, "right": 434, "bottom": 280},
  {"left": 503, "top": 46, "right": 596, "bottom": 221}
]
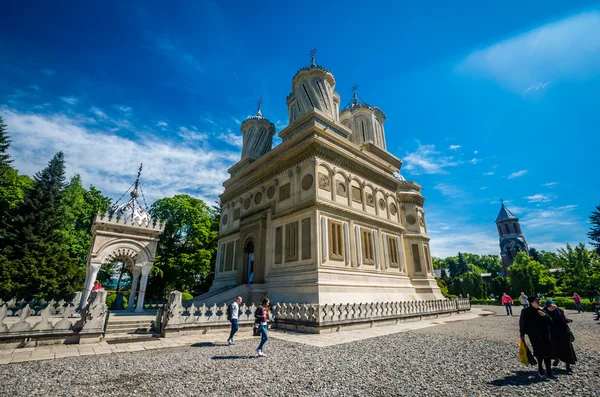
[{"left": 80, "top": 165, "right": 164, "bottom": 312}]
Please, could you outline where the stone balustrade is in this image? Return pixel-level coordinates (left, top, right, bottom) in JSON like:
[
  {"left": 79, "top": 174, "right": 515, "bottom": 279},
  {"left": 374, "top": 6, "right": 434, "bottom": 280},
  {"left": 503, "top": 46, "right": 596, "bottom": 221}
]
[
  {"left": 0, "top": 290, "right": 108, "bottom": 348},
  {"left": 161, "top": 291, "right": 471, "bottom": 336}
]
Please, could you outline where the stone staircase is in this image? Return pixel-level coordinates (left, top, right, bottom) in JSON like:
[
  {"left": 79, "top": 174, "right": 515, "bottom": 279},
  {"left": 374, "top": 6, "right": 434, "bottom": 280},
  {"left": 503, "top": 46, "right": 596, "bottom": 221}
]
[{"left": 103, "top": 311, "right": 159, "bottom": 343}]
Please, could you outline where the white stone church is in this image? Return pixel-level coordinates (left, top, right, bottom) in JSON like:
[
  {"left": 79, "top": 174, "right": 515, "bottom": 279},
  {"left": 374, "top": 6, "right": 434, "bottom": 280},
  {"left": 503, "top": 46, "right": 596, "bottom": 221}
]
[{"left": 203, "top": 53, "right": 443, "bottom": 305}]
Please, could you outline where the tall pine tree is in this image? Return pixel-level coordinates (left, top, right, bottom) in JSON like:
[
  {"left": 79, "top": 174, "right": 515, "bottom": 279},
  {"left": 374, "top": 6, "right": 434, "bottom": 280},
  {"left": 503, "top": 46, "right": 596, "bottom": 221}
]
[
  {"left": 0, "top": 116, "right": 11, "bottom": 166},
  {"left": 588, "top": 205, "right": 600, "bottom": 254},
  {"left": 0, "top": 152, "right": 84, "bottom": 300}
]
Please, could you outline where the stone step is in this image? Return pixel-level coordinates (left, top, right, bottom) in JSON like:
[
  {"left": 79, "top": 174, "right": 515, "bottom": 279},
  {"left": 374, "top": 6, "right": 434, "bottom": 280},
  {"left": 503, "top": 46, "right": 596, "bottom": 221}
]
[
  {"left": 106, "top": 320, "right": 155, "bottom": 327},
  {"left": 106, "top": 323, "right": 153, "bottom": 332},
  {"left": 103, "top": 331, "right": 160, "bottom": 343}
]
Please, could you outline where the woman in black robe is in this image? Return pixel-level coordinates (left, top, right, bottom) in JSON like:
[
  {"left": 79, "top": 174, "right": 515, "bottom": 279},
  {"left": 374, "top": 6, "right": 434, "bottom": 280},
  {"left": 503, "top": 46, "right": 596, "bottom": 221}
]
[
  {"left": 520, "top": 296, "right": 554, "bottom": 378},
  {"left": 544, "top": 300, "right": 577, "bottom": 373}
]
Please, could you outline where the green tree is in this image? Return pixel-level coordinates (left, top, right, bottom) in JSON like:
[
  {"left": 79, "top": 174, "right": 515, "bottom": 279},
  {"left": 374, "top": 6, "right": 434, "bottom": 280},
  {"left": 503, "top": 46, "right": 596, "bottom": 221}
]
[
  {"left": 0, "top": 152, "right": 85, "bottom": 299},
  {"left": 489, "top": 275, "right": 511, "bottom": 297},
  {"left": 0, "top": 116, "right": 11, "bottom": 167},
  {"left": 509, "top": 252, "right": 556, "bottom": 296},
  {"left": 61, "top": 175, "right": 111, "bottom": 267},
  {"left": 557, "top": 243, "right": 598, "bottom": 298},
  {"left": 148, "top": 194, "right": 219, "bottom": 299},
  {"left": 588, "top": 205, "right": 600, "bottom": 254},
  {"left": 456, "top": 252, "right": 469, "bottom": 276}
]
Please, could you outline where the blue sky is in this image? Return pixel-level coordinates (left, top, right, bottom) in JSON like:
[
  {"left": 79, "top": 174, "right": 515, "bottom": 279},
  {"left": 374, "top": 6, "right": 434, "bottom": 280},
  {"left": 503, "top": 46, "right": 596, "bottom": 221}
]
[{"left": 1, "top": 1, "right": 598, "bottom": 257}]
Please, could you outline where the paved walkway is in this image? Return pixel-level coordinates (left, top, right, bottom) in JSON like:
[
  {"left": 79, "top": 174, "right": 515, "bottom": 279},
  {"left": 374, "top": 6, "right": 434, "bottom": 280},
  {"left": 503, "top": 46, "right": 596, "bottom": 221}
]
[{"left": 0, "top": 308, "right": 491, "bottom": 364}]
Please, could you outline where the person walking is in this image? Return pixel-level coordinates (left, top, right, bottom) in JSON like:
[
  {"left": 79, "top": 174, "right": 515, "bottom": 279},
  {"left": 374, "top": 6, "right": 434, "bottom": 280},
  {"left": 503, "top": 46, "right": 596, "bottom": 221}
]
[
  {"left": 255, "top": 298, "right": 270, "bottom": 357},
  {"left": 572, "top": 293, "right": 584, "bottom": 313},
  {"left": 520, "top": 296, "right": 554, "bottom": 378},
  {"left": 501, "top": 293, "right": 513, "bottom": 316},
  {"left": 467, "top": 294, "right": 472, "bottom": 307},
  {"left": 544, "top": 300, "right": 577, "bottom": 374},
  {"left": 593, "top": 298, "right": 600, "bottom": 321},
  {"left": 519, "top": 292, "right": 529, "bottom": 308},
  {"left": 227, "top": 296, "right": 242, "bottom": 345}
]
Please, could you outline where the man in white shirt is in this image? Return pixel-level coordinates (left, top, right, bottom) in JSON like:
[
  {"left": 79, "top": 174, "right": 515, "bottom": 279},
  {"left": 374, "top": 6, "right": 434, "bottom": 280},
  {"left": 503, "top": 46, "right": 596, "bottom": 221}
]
[{"left": 227, "top": 296, "right": 243, "bottom": 345}]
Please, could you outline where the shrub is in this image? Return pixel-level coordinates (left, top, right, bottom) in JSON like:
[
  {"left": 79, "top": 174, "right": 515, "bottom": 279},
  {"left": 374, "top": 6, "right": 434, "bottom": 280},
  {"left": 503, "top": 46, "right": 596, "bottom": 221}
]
[
  {"left": 471, "top": 298, "right": 502, "bottom": 306},
  {"left": 182, "top": 292, "right": 194, "bottom": 301},
  {"left": 446, "top": 294, "right": 459, "bottom": 299},
  {"left": 106, "top": 292, "right": 128, "bottom": 309}
]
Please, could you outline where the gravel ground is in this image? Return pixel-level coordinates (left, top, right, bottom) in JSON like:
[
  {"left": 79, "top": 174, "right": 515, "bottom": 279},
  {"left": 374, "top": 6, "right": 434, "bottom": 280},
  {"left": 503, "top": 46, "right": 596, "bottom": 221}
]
[{"left": 0, "top": 305, "right": 598, "bottom": 397}]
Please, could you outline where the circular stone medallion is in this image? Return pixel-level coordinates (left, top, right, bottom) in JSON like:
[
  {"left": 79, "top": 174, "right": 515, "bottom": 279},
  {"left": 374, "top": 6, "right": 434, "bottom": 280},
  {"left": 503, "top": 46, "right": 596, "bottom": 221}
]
[
  {"left": 390, "top": 203, "right": 397, "bottom": 215},
  {"left": 244, "top": 197, "right": 251, "bottom": 210},
  {"left": 267, "top": 185, "right": 275, "bottom": 199},
  {"left": 302, "top": 174, "right": 314, "bottom": 190},
  {"left": 254, "top": 192, "right": 263, "bottom": 205},
  {"left": 406, "top": 214, "right": 417, "bottom": 225},
  {"left": 222, "top": 214, "right": 228, "bottom": 225},
  {"left": 378, "top": 198, "right": 386, "bottom": 210}
]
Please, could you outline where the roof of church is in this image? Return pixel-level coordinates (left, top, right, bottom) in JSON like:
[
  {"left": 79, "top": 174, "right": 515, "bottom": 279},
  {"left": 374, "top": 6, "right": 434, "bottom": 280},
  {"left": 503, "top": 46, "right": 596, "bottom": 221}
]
[
  {"left": 496, "top": 203, "right": 517, "bottom": 222},
  {"left": 108, "top": 164, "right": 152, "bottom": 226}
]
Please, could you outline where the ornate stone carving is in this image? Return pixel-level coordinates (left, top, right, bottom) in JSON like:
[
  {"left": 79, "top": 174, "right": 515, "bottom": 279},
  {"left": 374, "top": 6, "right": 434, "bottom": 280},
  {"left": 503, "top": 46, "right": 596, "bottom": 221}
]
[
  {"left": 351, "top": 186, "right": 362, "bottom": 203},
  {"left": 233, "top": 208, "right": 240, "bottom": 220},
  {"left": 406, "top": 214, "right": 417, "bottom": 225},
  {"left": 243, "top": 197, "right": 251, "bottom": 210},
  {"left": 267, "top": 185, "right": 275, "bottom": 199},
  {"left": 302, "top": 174, "right": 314, "bottom": 191},
  {"left": 254, "top": 192, "right": 263, "bottom": 205},
  {"left": 337, "top": 182, "right": 347, "bottom": 197},
  {"left": 366, "top": 193, "right": 375, "bottom": 207},
  {"left": 318, "top": 173, "right": 330, "bottom": 191},
  {"left": 390, "top": 203, "right": 397, "bottom": 215},
  {"left": 378, "top": 198, "right": 386, "bottom": 210},
  {"left": 222, "top": 214, "right": 228, "bottom": 225},
  {"left": 279, "top": 183, "right": 291, "bottom": 201}
]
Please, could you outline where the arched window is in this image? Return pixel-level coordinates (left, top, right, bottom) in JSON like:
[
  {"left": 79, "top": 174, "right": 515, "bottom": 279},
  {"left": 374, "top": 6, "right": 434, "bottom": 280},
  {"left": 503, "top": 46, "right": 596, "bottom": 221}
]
[
  {"left": 497, "top": 225, "right": 502, "bottom": 235},
  {"left": 504, "top": 224, "right": 510, "bottom": 234}
]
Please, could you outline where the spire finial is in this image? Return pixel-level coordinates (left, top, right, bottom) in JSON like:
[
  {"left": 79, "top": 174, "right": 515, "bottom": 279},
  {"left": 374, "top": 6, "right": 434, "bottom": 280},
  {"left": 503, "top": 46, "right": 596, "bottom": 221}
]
[
  {"left": 310, "top": 46, "right": 316, "bottom": 66},
  {"left": 352, "top": 83, "right": 359, "bottom": 105},
  {"left": 257, "top": 97, "right": 263, "bottom": 117},
  {"left": 131, "top": 163, "right": 142, "bottom": 199},
  {"left": 500, "top": 198, "right": 504, "bottom": 205}
]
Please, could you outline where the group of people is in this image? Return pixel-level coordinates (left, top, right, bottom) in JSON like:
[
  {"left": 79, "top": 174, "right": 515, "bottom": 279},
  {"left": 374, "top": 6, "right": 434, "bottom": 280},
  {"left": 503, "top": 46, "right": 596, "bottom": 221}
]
[
  {"left": 519, "top": 296, "right": 577, "bottom": 378},
  {"left": 226, "top": 296, "right": 270, "bottom": 357}
]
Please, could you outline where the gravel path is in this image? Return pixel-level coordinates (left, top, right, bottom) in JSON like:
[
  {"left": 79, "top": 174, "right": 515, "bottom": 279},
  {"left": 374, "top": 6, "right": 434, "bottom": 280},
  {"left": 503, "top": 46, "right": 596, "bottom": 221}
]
[{"left": 1, "top": 306, "right": 598, "bottom": 397}]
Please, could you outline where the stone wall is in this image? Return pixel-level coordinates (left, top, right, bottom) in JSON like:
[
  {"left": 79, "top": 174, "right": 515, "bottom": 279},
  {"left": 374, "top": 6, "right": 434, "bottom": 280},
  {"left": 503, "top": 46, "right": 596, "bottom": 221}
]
[
  {"left": 161, "top": 291, "right": 471, "bottom": 335},
  {"left": 0, "top": 290, "right": 108, "bottom": 348}
]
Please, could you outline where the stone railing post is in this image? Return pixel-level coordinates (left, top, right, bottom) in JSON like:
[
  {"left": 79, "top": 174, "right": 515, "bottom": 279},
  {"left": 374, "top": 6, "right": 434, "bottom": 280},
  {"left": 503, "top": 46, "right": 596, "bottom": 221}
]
[{"left": 161, "top": 291, "right": 184, "bottom": 335}]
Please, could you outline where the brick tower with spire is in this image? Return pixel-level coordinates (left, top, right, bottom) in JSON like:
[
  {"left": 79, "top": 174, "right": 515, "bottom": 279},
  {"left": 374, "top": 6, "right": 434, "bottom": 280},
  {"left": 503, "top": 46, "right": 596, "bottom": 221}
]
[{"left": 496, "top": 203, "right": 529, "bottom": 274}]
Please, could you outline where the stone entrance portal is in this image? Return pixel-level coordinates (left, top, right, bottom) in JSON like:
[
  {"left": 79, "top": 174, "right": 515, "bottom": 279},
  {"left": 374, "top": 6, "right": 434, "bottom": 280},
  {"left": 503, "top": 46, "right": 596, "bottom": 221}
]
[
  {"left": 80, "top": 165, "right": 164, "bottom": 312},
  {"left": 245, "top": 241, "right": 254, "bottom": 284}
]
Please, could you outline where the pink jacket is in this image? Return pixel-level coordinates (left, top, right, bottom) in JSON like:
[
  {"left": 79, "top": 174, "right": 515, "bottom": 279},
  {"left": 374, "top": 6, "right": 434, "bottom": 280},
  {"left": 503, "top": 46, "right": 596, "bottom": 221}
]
[{"left": 501, "top": 295, "right": 513, "bottom": 304}]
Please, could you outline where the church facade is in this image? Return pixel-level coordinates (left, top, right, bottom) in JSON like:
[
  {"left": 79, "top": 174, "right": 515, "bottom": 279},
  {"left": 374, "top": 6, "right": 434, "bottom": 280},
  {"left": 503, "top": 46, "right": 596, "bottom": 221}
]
[
  {"left": 495, "top": 203, "right": 528, "bottom": 274},
  {"left": 209, "top": 56, "right": 443, "bottom": 305}
]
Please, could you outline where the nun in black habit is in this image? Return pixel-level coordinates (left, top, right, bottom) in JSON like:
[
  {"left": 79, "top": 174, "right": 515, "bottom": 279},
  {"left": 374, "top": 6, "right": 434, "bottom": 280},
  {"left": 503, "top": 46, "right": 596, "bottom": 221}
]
[
  {"left": 519, "top": 296, "right": 555, "bottom": 378},
  {"left": 544, "top": 300, "right": 577, "bottom": 373}
]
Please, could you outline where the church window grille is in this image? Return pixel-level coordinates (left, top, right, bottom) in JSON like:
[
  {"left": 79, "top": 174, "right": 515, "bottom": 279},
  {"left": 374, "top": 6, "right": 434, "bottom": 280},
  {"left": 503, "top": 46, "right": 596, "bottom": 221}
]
[
  {"left": 361, "top": 119, "right": 366, "bottom": 142},
  {"left": 275, "top": 227, "right": 283, "bottom": 264},
  {"left": 315, "top": 79, "right": 329, "bottom": 110},
  {"left": 388, "top": 236, "right": 399, "bottom": 268},
  {"left": 424, "top": 245, "right": 432, "bottom": 273},
  {"left": 285, "top": 222, "right": 299, "bottom": 262},
  {"left": 224, "top": 242, "right": 234, "bottom": 272},
  {"left": 411, "top": 244, "right": 422, "bottom": 273},
  {"left": 302, "top": 84, "right": 315, "bottom": 108},
  {"left": 361, "top": 228, "right": 375, "bottom": 265},
  {"left": 302, "top": 218, "right": 311, "bottom": 260},
  {"left": 328, "top": 220, "right": 344, "bottom": 261}
]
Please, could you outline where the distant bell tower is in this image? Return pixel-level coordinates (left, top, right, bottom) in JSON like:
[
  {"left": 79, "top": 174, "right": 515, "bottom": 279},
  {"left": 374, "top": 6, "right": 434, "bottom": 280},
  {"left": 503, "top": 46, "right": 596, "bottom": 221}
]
[{"left": 496, "top": 202, "right": 529, "bottom": 274}]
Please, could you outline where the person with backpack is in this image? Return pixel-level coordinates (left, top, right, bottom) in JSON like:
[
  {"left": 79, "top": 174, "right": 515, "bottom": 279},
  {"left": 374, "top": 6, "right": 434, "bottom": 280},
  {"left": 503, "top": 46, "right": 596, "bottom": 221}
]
[
  {"left": 227, "top": 296, "right": 243, "bottom": 345},
  {"left": 255, "top": 298, "right": 270, "bottom": 357}
]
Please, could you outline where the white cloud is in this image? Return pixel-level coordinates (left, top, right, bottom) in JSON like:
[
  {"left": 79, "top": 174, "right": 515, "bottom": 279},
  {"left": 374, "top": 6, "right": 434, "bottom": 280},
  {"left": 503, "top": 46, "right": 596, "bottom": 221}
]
[
  {"left": 429, "top": 226, "right": 499, "bottom": 258},
  {"left": 156, "top": 121, "right": 168, "bottom": 128},
  {"left": 479, "top": 186, "right": 488, "bottom": 190},
  {"left": 457, "top": 11, "right": 600, "bottom": 92},
  {"left": 474, "top": 150, "right": 478, "bottom": 154},
  {"left": 0, "top": 107, "right": 238, "bottom": 204},
  {"left": 525, "top": 193, "right": 556, "bottom": 203},
  {"left": 59, "top": 96, "right": 78, "bottom": 105},
  {"left": 483, "top": 172, "right": 495, "bottom": 176},
  {"left": 29, "top": 85, "right": 40, "bottom": 92},
  {"left": 521, "top": 204, "right": 579, "bottom": 230},
  {"left": 116, "top": 106, "right": 133, "bottom": 116},
  {"left": 468, "top": 158, "right": 481, "bottom": 164},
  {"left": 543, "top": 182, "right": 558, "bottom": 187},
  {"left": 218, "top": 132, "right": 243, "bottom": 148},
  {"left": 90, "top": 107, "right": 108, "bottom": 119},
  {"left": 403, "top": 144, "right": 462, "bottom": 175},
  {"left": 178, "top": 126, "right": 208, "bottom": 143},
  {"left": 449, "top": 145, "right": 462, "bottom": 150},
  {"left": 434, "top": 183, "right": 464, "bottom": 198},
  {"left": 525, "top": 81, "right": 550, "bottom": 93},
  {"left": 507, "top": 169, "right": 528, "bottom": 179}
]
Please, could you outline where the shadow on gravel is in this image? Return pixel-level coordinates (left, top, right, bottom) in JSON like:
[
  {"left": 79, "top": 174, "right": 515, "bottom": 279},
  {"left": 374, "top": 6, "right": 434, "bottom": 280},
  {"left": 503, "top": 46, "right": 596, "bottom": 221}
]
[
  {"left": 490, "top": 371, "right": 548, "bottom": 387},
  {"left": 192, "top": 342, "right": 217, "bottom": 347},
  {"left": 211, "top": 356, "right": 257, "bottom": 360}
]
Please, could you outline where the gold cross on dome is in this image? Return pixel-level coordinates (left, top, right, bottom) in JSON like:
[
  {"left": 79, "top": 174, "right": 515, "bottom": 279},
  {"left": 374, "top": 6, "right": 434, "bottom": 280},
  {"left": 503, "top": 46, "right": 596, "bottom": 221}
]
[
  {"left": 352, "top": 83, "right": 359, "bottom": 94},
  {"left": 310, "top": 46, "right": 316, "bottom": 65}
]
